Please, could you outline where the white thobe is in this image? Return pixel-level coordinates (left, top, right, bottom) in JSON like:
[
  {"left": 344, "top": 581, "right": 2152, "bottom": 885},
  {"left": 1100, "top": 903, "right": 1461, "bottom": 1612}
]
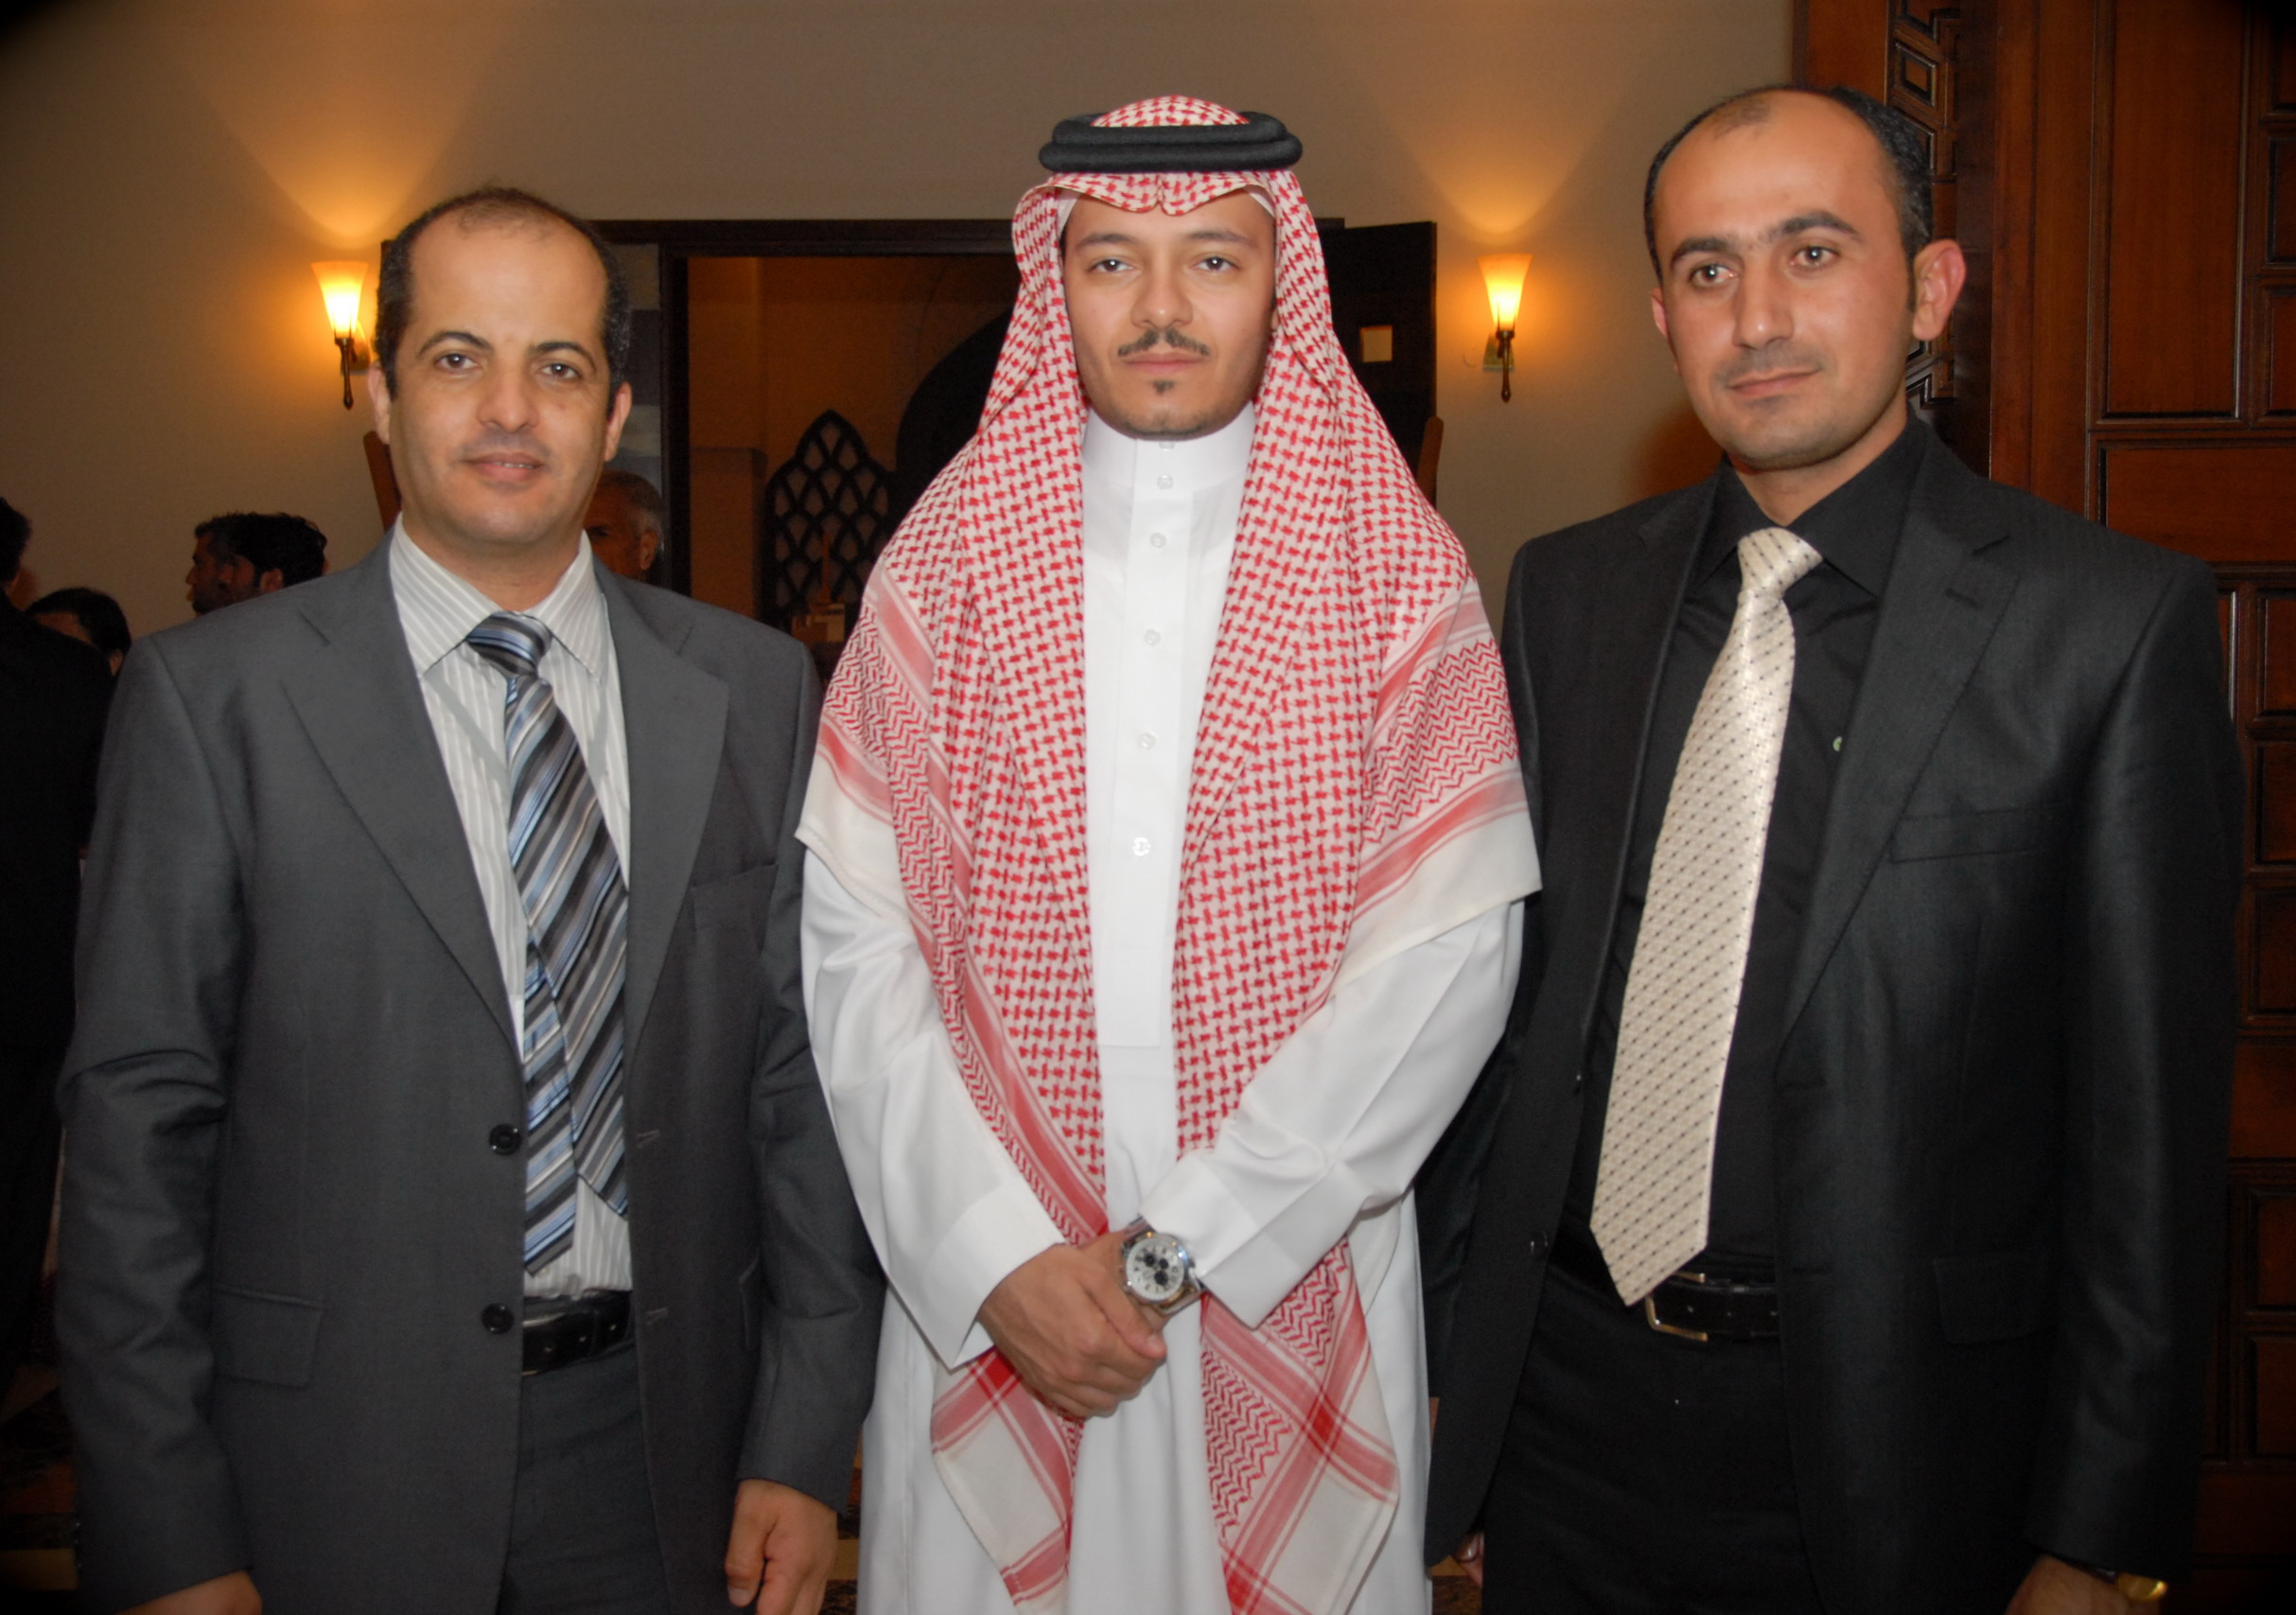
[{"left": 801, "top": 406, "right": 1530, "bottom": 1615}]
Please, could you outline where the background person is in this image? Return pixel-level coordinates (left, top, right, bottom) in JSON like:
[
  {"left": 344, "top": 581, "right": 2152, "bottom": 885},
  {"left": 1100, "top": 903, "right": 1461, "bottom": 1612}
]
[
  {"left": 28, "top": 586, "right": 132, "bottom": 675},
  {"left": 0, "top": 498, "right": 110, "bottom": 1398},
  {"left": 184, "top": 511, "right": 328, "bottom": 614},
  {"left": 584, "top": 467, "right": 667, "bottom": 582}
]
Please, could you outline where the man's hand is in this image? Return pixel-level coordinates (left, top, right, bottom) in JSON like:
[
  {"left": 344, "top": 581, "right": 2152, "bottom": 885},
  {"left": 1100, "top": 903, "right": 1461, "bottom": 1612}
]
[
  {"left": 125, "top": 1572, "right": 261, "bottom": 1615},
  {"left": 2006, "top": 1555, "right": 2143, "bottom": 1614},
  {"left": 977, "top": 1230, "right": 1168, "bottom": 1418},
  {"left": 724, "top": 1479, "right": 837, "bottom": 1613},
  {"left": 1452, "top": 1534, "right": 1485, "bottom": 1589}
]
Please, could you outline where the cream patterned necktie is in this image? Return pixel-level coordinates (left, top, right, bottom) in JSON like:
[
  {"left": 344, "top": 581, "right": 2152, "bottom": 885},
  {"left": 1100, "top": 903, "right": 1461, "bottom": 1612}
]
[{"left": 1590, "top": 526, "right": 1821, "bottom": 1305}]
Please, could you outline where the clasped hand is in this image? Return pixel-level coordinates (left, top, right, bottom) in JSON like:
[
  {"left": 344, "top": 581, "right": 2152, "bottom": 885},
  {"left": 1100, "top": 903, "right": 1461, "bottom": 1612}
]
[{"left": 977, "top": 1230, "right": 1168, "bottom": 1418}]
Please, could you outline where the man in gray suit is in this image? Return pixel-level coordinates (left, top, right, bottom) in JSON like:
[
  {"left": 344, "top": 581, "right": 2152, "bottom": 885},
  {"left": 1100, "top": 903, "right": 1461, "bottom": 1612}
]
[{"left": 58, "top": 187, "right": 882, "bottom": 1615}]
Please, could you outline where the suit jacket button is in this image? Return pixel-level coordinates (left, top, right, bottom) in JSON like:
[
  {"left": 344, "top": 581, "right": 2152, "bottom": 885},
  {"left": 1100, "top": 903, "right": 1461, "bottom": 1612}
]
[
  {"left": 481, "top": 1303, "right": 517, "bottom": 1334},
  {"left": 1570, "top": 1070, "right": 1585, "bottom": 1096},
  {"left": 489, "top": 1124, "right": 523, "bottom": 1154},
  {"left": 1528, "top": 1234, "right": 1547, "bottom": 1257}
]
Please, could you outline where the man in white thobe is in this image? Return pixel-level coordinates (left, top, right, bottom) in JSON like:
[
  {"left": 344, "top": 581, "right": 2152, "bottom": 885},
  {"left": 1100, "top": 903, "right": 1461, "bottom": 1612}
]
[{"left": 800, "top": 99, "right": 1539, "bottom": 1615}]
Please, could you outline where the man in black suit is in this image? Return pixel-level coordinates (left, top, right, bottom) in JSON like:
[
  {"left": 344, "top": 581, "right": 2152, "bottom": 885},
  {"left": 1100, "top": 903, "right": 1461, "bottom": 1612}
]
[
  {"left": 60, "top": 189, "right": 881, "bottom": 1615},
  {"left": 0, "top": 498, "right": 110, "bottom": 1389},
  {"left": 1420, "top": 88, "right": 2241, "bottom": 1614}
]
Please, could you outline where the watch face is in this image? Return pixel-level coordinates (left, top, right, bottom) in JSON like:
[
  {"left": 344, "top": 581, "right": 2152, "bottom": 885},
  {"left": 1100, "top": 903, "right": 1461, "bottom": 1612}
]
[{"left": 1124, "top": 1232, "right": 1188, "bottom": 1305}]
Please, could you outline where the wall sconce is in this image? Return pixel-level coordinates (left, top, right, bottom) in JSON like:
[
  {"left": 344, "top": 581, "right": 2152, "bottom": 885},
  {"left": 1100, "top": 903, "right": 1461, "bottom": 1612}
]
[
  {"left": 311, "top": 261, "right": 372, "bottom": 410},
  {"left": 1479, "top": 254, "right": 1533, "bottom": 403}
]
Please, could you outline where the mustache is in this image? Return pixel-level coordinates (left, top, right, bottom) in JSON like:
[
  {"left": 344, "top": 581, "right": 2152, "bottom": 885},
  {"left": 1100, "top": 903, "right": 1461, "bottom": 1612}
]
[
  {"left": 461, "top": 432, "right": 551, "bottom": 462},
  {"left": 1716, "top": 342, "right": 1826, "bottom": 386},
  {"left": 1116, "top": 325, "right": 1212, "bottom": 358}
]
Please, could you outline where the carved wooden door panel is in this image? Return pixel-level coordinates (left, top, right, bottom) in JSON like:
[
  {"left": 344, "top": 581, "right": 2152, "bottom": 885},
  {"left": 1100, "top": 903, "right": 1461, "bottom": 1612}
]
[
  {"left": 2213, "top": 566, "right": 2296, "bottom": 1610},
  {"left": 1802, "top": 1, "right": 2296, "bottom": 1602}
]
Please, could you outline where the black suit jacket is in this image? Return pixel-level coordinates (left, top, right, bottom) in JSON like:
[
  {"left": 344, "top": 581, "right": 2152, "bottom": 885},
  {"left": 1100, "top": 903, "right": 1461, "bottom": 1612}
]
[
  {"left": 58, "top": 550, "right": 884, "bottom": 1614},
  {"left": 1420, "top": 438, "right": 2242, "bottom": 1609},
  {"left": 0, "top": 598, "right": 109, "bottom": 1053}
]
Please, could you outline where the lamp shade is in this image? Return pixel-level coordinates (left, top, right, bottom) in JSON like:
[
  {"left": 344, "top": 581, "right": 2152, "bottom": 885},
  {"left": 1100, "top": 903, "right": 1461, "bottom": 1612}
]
[
  {"left": 1478, "top": 253, "right": 1533, "bottom": 332},
  {"left": 312, "top": 261, "right": 369, "bottom": 339}
]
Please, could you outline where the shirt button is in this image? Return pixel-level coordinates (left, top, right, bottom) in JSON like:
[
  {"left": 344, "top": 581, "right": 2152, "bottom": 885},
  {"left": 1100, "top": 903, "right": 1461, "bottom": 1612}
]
[
  {"left": 1130, "top": 836, "right": 1151, "bottom": 857},
  {"left": 489, "top": 1123, "right": 523, "bottom": 1154},
  {"left": 1148, "top": 532, "right": 1167, "bottom": 549},
  {"left": 481, "top": 1303, "right": 517, "bottom": 1334},
  {"left": 1138, "top": 732, "right": 1155, "bottom": 749},
  {"left": 1156, "top": 474, "right": 1174, "bottom": 489},
  {"left": 1143, "top": 629, "right": 1162, "bottom": 647}
]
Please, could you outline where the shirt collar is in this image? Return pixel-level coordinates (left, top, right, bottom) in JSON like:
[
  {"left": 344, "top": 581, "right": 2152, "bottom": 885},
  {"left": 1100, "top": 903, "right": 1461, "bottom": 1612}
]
[
  {"left": 1080, "top": 402, "right": 1257, "bottom": 492},
  {"left": 389, "top": 522, "right": 610, "bottom": 677},
  {"left": 1703, "top": 416, "right": 1929, "bottom": 596}
]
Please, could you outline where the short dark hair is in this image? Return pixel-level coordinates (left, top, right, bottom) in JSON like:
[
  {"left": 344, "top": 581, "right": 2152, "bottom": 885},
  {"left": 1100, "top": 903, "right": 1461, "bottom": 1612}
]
[
  {"left": 197, "top": 512, "right": 330, "bottom": 587},
  {"left": 1642, "top": 85, "right": 1934, "bottom": 274},
  {"left": 595, "top": 469, "right": 667, "bottom": 539},
  {"left": 375, "top": 186, "right": 632, "bottom": 398},
  {"left": 0, "top": 497, "right": 26, "bottom": 585},
  {"left": 26, "top": 587, "right": 131, "bottom": 662}
]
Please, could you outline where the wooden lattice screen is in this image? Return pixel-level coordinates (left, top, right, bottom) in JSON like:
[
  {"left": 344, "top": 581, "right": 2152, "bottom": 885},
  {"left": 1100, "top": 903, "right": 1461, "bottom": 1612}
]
[{"left": 756, "top": 410, "right": 894, "bottom": 631}]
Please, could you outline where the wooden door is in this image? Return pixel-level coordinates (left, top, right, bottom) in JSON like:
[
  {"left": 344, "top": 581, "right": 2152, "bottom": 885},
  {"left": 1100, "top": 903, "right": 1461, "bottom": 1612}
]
[
  {"left": 1802, "top": 1, "right": 2296, "bottom": 1603},
  {"left": 1323, "top": 219, "right": 1439, "bottom": 471}
]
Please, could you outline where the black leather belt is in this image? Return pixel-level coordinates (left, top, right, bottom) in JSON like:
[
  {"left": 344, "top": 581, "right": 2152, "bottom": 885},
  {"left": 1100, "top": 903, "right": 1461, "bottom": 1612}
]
[
  {"left": 522, "top": 1290, "right": 633, "bottom": 1376},
  {"left": 1551, "top": 1220, "right": 1780, "bottom": 1343}
]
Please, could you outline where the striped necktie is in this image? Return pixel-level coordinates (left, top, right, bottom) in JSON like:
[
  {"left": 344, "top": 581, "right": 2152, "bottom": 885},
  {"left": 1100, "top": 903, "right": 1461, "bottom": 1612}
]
[
  {"left": 1590, "top": 527, "right": 1821, "bottom": 1305},
  {"left": 467, "top": 613, "right": 630, "bottom": 1273}
]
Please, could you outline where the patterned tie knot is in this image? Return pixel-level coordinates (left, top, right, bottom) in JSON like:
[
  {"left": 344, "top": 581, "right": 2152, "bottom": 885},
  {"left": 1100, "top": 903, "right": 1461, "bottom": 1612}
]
[
  {"left": 466, "top": 613, "right": 550, "bottom": 683},
  {"left": 1738, "top": 526, "right": 1822, "bottom": 606}
]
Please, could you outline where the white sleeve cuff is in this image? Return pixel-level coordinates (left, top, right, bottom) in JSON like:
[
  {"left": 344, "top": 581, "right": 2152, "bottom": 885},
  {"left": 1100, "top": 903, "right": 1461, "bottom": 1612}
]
[
  {"left": 911, "top": 1176, "right": 1064, "bottom": 1370},
  {"left": 1144, "top": 1152, "right": 1374, "bottom": 1329}
]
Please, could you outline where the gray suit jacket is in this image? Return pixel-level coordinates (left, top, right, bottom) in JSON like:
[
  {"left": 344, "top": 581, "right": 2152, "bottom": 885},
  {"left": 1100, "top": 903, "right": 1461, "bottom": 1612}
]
[{"left": 58, "top": 549, "right": 883, "bottom": 1614}]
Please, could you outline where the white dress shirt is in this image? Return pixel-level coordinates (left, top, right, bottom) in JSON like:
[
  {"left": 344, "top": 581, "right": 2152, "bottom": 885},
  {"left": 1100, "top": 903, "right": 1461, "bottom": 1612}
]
[
  {"left": 801, "top": 407, "right": 1529, "bottom": 1613},
  {"left": 389, "top": 526, "right": 633, "bottom": 1299}
]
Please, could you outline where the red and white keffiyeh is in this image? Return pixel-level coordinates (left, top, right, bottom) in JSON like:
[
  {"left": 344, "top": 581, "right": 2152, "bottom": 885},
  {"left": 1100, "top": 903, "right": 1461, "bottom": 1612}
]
[{"left": 807, "top": 97, "right": 1533, "bottom": 1615}]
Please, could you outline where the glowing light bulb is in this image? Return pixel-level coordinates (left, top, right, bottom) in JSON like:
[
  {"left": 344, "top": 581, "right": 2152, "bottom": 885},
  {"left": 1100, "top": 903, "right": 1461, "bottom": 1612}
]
[
  {"left": 1478, "top": 254, "right": 1533, "bottom": 334},
  {"left": 311, "top": 261, "right": 369, "bottom": 340}
]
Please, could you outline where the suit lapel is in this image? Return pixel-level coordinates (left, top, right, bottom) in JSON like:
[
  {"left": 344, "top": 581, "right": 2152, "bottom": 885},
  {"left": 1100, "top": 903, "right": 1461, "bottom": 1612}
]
[
  {"left": 605, "top": 579, "right": 728, "bottom": 1053},
  {"left": 283, "top": 551, "right": 514, "bottom": 1046},
  {"left": 1554, "top": 479, "right": 1716, "bottom": 1029},
  {"left": 1779, "top": 448, "right": 2017, "bottom": 1040}
]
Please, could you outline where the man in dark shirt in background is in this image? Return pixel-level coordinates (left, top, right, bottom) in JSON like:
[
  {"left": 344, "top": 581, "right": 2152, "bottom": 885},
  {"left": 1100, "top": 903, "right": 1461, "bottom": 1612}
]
[
  {"left": 0, "top": 496, "right": 111, "bottom": 1390},
  {"left": 184, "top": 511, "right": 329, "bottom": 614},
  {"left": 1421, "top": 87, "right": 2241, "bottom": 1614}
]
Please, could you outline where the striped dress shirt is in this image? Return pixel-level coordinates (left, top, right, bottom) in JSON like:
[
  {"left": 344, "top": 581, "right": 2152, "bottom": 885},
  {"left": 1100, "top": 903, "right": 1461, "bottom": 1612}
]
[{"left": 388, "top": 525, "right": 633, "bottom": 1298}]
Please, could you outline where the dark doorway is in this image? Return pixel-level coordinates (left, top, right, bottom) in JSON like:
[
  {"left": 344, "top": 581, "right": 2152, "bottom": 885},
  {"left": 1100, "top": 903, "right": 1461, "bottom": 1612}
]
[{"left": 597, "top": 216, "right": 1440, "bottom": 652}]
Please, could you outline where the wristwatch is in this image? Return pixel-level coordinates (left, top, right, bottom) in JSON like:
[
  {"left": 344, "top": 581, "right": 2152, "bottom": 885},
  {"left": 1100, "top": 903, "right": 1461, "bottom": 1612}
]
[
  {"left": 1118, "top": 1220, "right": 1202, "bottom": 1316},
  {"left": 2074, "top": 1562, "right": 2168, "bottom": 1604}
]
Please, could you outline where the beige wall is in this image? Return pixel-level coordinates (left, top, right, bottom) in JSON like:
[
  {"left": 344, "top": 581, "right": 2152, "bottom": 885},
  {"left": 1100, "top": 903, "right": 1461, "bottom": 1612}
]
[{"left": 0, "top": 0, "right": 1787, "bottom": 636}]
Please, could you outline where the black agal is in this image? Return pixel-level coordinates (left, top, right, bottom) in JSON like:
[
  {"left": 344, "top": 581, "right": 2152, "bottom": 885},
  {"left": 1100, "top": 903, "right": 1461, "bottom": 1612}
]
[{"left": 1038, "top": 111, "right": 1303, "bottom": 174}]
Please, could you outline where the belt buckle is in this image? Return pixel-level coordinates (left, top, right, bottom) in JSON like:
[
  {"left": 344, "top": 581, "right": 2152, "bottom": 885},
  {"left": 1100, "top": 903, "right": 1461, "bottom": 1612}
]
[{"left": 1642, "top": 1269, "right": 1710, "bottom": 1343}]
